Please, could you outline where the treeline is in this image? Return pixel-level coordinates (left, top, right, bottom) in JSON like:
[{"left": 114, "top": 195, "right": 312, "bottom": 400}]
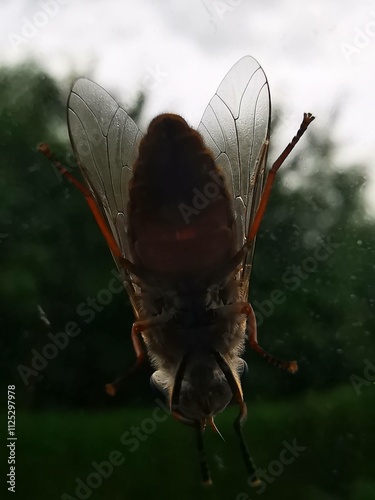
[{"left": 1, "top": 63, "right": 374, "bottom": 408}]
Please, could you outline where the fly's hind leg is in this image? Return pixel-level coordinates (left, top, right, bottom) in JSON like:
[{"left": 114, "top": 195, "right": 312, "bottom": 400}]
[
  {"left": 212, "top": 351, "right": 260, "bottom": 486},
  {"left": 38, "top": 145, "right": 162, "bottom": 394},
  {"left": 105, "top": 315, "right": 167, "bottom": 396},
  {"left": 243, "top": 302, "right": 298, "bottom": 373},
  {"left": 218, "top": 302, "right": 298, "bottom": 373},
  {"left": 105, "top": 322, "right": 145, "bottom": 396}
]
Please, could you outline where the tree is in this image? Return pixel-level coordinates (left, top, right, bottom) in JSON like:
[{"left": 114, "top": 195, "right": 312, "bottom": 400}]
[{"left": 1, "top": 63, "right": 373, "bottom": 408}]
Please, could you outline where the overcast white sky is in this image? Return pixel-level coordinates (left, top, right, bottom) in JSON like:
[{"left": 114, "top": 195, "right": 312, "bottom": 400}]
[{"left": 2, "top": 0, "right": 375, "bottom": 211}]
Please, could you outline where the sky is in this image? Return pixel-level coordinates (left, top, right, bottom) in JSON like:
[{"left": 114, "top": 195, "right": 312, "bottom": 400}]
[{"left": 2, "top": 0, "right": 375, "bottom": 212}]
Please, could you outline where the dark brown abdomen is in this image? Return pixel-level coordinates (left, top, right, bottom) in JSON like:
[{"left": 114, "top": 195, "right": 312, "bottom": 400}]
[{"left": 128, "top": 114, "right": 234, "bottom": 277}]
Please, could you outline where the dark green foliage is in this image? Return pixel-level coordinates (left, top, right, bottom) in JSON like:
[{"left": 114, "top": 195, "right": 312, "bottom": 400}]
[{"left": 0, "top": 63, "right": 374, "bottom": 409}]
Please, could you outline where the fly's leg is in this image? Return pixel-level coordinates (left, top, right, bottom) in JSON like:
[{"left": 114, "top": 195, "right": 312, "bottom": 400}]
[
  {"left": 38, "top": 144, "right": 140, "bottom": 276},
  {"left": 212, "top": 351, "right": 260, "bottom": 486},
  {"left": 244, "top": 302, "right": 298, "bottom": 373},
  {"left": 233, "top": 401, "right": 261, "bottom": 487},
  {"left": 39, "top": 144, "right": 123, "bottom": 258},
  {"left": 206, "top": 115, "right": 314, "bottom": 286},
  {"left": 218, "top": 303, "right": 298, "bottom": 373},
  {"left": 106, "top": 316, "right": 166, "bottom": 396},
  {"left": 247, "top": 113, "right": 315, "bottom": 244},
  {"left": 209, "top": 113, "right": 315, "bottom": 285},
  {"left": 38, "top": 146, "right": 165, "bottom": 394},
  {"left": 105, "top": 322, "right": 145, "bottom": 396},
  {"left": 195, "top": 422, "right": 212, "bottom": 486}
]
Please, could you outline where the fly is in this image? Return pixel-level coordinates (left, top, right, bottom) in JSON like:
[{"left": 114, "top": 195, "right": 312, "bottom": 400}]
[{"left": 39, "top": 56, "right": 314, "bottom": 485}]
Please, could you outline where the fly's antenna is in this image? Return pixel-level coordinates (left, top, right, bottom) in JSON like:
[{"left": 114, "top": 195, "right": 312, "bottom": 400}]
[
  {"left": 212, "top": 351, "right": 261, "bottom": 487},
  {"left": 196, "top": 421, "right": 212, "bottom": 486}
]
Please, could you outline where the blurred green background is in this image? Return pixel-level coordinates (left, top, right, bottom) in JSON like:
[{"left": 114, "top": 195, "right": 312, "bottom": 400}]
[{"left": 1, "top": 63, "right": 374, "bottom": 500}]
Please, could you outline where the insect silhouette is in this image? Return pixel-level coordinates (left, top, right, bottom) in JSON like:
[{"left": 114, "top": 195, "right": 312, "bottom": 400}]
[{"left": 40, "top": 56, "right": 314, "bottom": 486}]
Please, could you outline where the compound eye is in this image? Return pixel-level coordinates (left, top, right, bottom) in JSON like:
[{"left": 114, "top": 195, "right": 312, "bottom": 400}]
[
  {"left": 237, "top": 359, "right": 248, "bottom": 381},
  {"left": 150, "top": 371, "right": 170, "bottom": 402}
]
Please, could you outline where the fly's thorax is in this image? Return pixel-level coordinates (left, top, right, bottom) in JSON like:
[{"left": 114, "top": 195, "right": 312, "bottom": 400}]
[
  {"left": 140, "top": 291, "right": 247, "bottom": 375},
  {"left": 142, "top": 320, "right": 223, "bottom": 373},
  {"left": 172, "top": 307, "right": 238, "bottom": 351},
  {"left": 169, "top": 293, "right": 248, "bottom": 356}
]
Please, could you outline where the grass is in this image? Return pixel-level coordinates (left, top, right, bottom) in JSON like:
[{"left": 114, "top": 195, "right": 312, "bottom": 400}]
[{"left": 7, "top": 385, "right": 375, "bottom": 500}]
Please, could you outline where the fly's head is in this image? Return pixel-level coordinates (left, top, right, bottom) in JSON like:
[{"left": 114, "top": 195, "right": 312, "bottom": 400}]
[
  {"left": 152, "top": 351, "right": 248, "bottom": 423},
  {"left": 178, "top": 353, "right": 234, "bottom": 420}
]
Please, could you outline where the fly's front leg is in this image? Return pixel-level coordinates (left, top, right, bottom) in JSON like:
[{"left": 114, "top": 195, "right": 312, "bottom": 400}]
[
  {"left": 219, "top": 303, "right": 298, "bottom": 373},
  {"left": 212, "top": 351, "right": 260, "bottom": 486},
  {"left": 39, "top": 144, "right": 124, "bottom": 260},
  {"left": 105, "top": 315, "right": 166, "bottom": 396},
  {"left": 38, "top": 143, "right": 143, "bottom": 278},
  {"left": 214, "top": 114, "right": 315, "bottom": 285},
  {"left": 247, "top": 113, "right": 315, "bottom": 243}
]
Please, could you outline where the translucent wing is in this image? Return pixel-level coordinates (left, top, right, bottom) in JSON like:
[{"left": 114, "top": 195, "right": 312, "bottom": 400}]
[
  {"left": 67, "top": 79, "right": 143, "bottom": 313},
  {"left": 198, "top": 56, "right": 270, "bottom": 294}
]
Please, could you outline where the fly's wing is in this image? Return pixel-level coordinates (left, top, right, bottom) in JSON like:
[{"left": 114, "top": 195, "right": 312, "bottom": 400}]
[
  {"left": 67, "top": 79, "right": 143, "bottom": 315},
  {"left": 198, "top": 56, "right": 270, "bottom": 296}
]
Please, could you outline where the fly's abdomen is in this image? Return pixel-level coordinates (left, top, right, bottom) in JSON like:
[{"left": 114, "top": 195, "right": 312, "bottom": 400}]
[{"left": 128, "top": 113, "right": 234, "bottom": 276}]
